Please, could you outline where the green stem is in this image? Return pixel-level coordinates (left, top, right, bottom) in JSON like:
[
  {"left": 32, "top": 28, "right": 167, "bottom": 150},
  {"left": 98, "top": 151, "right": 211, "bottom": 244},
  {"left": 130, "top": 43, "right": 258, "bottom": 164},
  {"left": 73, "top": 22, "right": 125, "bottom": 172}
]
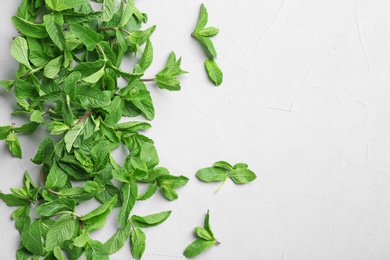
[
  {"left": 99, "top": 27, "right": 131, "bottom": 35},
  {"left": 140, "top": 78, "right": 156, "bottom": 82},
  {"left": 54, "top": 211, "right": 83, "bottom": 218},
  {"left": 20, "top": 65, "right": 45, "bottom": 79},
  {"left": 97, "top": 43, "right": 108, "bottom": 61},
  {"left": 215, "top": 178, "right": 227, "bottom": 193}
]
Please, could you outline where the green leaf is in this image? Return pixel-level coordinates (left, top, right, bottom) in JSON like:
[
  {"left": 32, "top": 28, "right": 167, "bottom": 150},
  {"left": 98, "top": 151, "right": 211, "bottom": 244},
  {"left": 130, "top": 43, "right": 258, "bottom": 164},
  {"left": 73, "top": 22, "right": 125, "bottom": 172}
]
[
  {"left": 73, "top": 232, "right": 90, "bottom": 247},
  {"left": 140, "top": 142, "right": 159, "bottom": 169},
  {"left": 45, "top": 214, "right": 79, "bottom": 251},
  {"left": 21, "top": 220, "right": 44, "bottom": 255},
  {"left": 137, "top": 182, "right": 157, "bottom": 201},
  {"left": 85, "top": 240, "right": 109, "bottom": 260},
  {"left": 11, "top": 37, "right": 31, "bottom": 69},
  {"left": 53, "top": 246, "right": 66, "bottom": 260},
  {"left": 45, "top": 0, "right": 89, "bottom": 11},
  {"left": 228, "top": 168, "right": 257, "bottom": 184},
  {"left": 131, "top": 210, "right": 171, "bottom": 228},
  {"left": 75, "top": 86, "right": 111, "bottom": 109},
  {"left": 45, "top": 162, "right": 68, "bottom": 190},
  {"left": 31, "top": 137, "right": 54, "bottom": 165},
  {"left": 80, "top": 195, "right": 117, "bottom": 227},
  {"left": 0, "top": 79, "right": 15, "bottom": 91},
  {"left": 70, "top": 24, "right": 104, "bottom": 51},
  {"left": 155, "top": 52, "right": 187, "bottom": 91},
  {"left": 213, "top": 161, "right": 233, "bottom": 171},
  {"left": 104, "top": 224, "right": 131, "bottom": 254},
  {"left": 139, "top": 39, "right": 153, "bottom": 71},
  {"left": 12, "top": 16, "right": 48, "bottom": 38},
  {"left": 130, "top": 228, "right": 146, "bottom": 260},
  {"left": 30, "top": 110, "right": 45, "bottom": 124},
  {"left": 196, "top": 167, "right": 227, "bottom": 182},
  {"left": 14, "top": 122, "right": 39, "bottom": 134},
  {"left": 203, "top": 210, "right": 214, "bottom": 239},
  {"left": 194, "top": 4, "right": 208, "bottom": 31},
  {"left": 233, "top": 163, "right": 248, "bottom": 169},
  {"left": 194, "top": 36, "right": 217, "bottom": 59},
  {"left": 47, "top": 122, "right": 70, "bottom": 135},
  {"left": 183, "top": 239, "right": 216, "bottom": 258},
  {"left": 64, "top": 122, "right": 85, "bottom": 152},
  {"left": 44, "top": 13, "right": 66, "bottom": 51},
  {"left": 102, "top": 0, "right": 116, "bottom": 22},
  {"left": 199, "top": 27, "right": 219, "bottom": 37},
  {"left": 6, "top": 133, "right": 22, "bottom": 158},
  {"left": 44, "top": 56, "right": 64, "bottom": 79},
  {"left": 35, "top": 198, "right": 75, "bottom": 217},
  {"left": 194, "top": 227, "right": 214, "bottom": 241},
  {"left": 104, "top": 96, "right": 124, "bottom": 126},
  {"left": 204, "top": 59, "right": 223, "bottom": 86},
  {"left": 0, "top": 126, "right": 11, "bottom": 140},
  {"left": 0, "top": 192, "right": 29, "bottom": 206},
  {"left": 118, "top": 182, "right": 138, "bottom": 227},
  {"left": 115, "top": 121, "right": 151, "bottom": 132}
]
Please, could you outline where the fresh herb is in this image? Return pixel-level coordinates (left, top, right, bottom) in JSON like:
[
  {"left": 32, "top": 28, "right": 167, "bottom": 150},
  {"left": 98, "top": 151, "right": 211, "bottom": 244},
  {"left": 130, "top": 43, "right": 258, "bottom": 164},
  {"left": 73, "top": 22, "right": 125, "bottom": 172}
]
[
  {"left": 196, "top": 161, "right": 257, "bottom": 191},
  {"left": 192, "top": 4, "right": 223, "bottom": 86},
  {"left": 0, "top": 1, "right": 187, "bottom": 259},
  {"left": 0, "top": 1, "right": 256, "bottom": 259},
  {"left": 183, "top": 210, "right": 219, "bottom": 258}
]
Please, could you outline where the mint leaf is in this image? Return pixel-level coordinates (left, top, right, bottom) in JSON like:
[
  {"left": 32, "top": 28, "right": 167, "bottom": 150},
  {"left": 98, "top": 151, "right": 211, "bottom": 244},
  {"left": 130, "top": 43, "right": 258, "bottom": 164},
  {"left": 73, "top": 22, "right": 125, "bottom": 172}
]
[
  {"left": 21, "top": 220, "right": 44, "bottom": 255},
  {"left": 130, "top": 228, "right": 146, "bottom": 260},
  {"left": 45, "top": 162, "right": 68, "bottom": 190},
  {"left": 183, "top": 239, "right": 216, "bottom": 258},
  {"left": 44, "top": 13, "right": 66, "bottom": 51},
  {"left": 45, "top": 214, "right": 79, "bottom": 251},
  {"left": 228, "top": 168, "right": 257, "bottom": 184},
  {"left": 31, "top": 137, "right": 54, "bottom": 165},
  {"left": 11, "top": 37, "right": 31, "bottom": 69},
  {"left": 118, "top": 182, "right": 138, "bottom": 227},
  {"left": 205, "top": 59, "right": 223, "bottom": 86},
  {"left": 155, "top": 51, "right": 187, "bottom": 91},
  {"left": 183, "top": 210, "right": 218, "bottom": 258},
  {"left": 43, "top": 55, "right": 64, "bottom": 79},
  {"left": 35, "top": 198, "right": 75, "bottom": 217},
  {"left": 102, "top": 0, "right": 117, "bottom": 22},
  {"left": 11, "top": 16, "right": 48, "bottom": 38},
  {"left": 45, "top": 0, "right": 89, "bottom": 12},
  {"left": 70, "top": 24, "right": 104, "bottom": 51},
  {"left": 104, "top": 224, "right": 131, "bottom": 254},
  {"left": 131, "top": 210, "right": 171, "bottom": 228},
  {"left": 196, "top": 167, "right": 227, "bottom": 182},
  {"left": 194, "top": 4, "right": 208, "bottom": 31},
  {"left": 6, "top": 133, "right": 22, "bottom": 158},
  {"left": 139, "top": 39, "right": 153, "bottom": 71}
]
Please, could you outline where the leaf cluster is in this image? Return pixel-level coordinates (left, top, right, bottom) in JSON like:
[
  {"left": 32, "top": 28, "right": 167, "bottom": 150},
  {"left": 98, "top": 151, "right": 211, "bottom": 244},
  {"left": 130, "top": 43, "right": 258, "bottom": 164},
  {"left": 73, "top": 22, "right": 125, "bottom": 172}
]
[
  {"left": 183, "top": 210, "right": 219, "bottom": 258},
  {"left": 196, "top": 161, "right": 257, "bottom": 191},
  {"left": 192, "top": 4, "right": 223, "bottom": 86},
  {"left": 0, "top": 0, "right": 188, "bottom": 259}
]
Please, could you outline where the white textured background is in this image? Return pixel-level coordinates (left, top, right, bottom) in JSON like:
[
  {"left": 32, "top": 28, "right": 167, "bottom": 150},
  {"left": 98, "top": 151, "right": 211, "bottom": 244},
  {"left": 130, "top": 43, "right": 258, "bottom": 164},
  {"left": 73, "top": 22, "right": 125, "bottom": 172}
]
[{"left": 1, "top": 0, "right": 390, "bottom": 259}]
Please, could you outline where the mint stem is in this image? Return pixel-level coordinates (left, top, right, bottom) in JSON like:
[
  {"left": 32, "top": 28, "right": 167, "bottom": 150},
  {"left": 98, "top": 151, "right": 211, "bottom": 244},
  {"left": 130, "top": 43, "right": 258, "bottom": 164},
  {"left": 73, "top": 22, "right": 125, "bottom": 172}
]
[
  {"left": 140, "top": 78, "right": 155, "bottom": 82},
  {"left": 20, "top": 65, "right": 45, "bottom": 79}
]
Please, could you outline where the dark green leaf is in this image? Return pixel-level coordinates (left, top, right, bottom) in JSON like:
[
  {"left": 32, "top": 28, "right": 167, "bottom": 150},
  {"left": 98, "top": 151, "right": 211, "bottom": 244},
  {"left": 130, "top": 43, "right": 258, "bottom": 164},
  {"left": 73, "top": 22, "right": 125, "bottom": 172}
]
[
  {"left": 46, "top": 0, "right": 89, "bottom": 11},
  {"left": 21, "top": 220, "right": 44, "bottom": 255},
  {"left": 70, "top": 24, "right": 104, "bottom": 51},
  {"left": 14, "top": 122, "right": 39, "bottom": 134},
  {"left": 45, "top": 214, "right": 79, "bottom": 251},
  {"left": 0, "top": 126, "right": 11, "bottom": 140},
  {"left": 31, "top": 137, "right": 54, "bottom": 165},
  {"left": 36, "top": 198, "right": 75, "bottom": 216}
]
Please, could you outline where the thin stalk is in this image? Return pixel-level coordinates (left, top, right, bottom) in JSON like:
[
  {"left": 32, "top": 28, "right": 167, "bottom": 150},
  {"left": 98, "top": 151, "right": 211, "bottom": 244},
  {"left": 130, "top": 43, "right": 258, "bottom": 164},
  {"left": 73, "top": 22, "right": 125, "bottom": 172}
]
[
  {"left": 20, "top": 65, "right": 45, "bottom": 79},
  {"left": 215, "top": 178, "right": 227, "bottom": 193},
  {"left": 140, "top": 78, "right": 156, "bottom": 82}
]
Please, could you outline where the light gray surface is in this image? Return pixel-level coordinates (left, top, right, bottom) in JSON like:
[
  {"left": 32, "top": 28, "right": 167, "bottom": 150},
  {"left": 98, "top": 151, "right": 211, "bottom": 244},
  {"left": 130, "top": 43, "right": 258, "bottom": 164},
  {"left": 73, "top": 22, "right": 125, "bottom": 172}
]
[{"left": 1, "top": 0, "right": 390, "bottom": 259}]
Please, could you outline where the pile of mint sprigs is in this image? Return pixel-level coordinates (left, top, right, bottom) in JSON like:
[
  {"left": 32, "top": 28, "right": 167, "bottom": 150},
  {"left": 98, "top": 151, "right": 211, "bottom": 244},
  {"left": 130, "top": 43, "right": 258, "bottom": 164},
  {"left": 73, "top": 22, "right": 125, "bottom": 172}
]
[{"left": 0, "top": 1, "right": 256, "bottom": 259}]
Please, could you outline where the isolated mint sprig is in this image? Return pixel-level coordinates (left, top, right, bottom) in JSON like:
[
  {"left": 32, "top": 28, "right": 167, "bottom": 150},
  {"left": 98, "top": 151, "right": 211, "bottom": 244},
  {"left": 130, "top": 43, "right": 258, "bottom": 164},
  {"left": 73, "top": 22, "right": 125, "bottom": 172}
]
[
  {"left": 196, "top": 161, "right": 257, "bottom": 191},
  {"left": 192, "top": 4, "right": 223, "bottom": 86},
  {"left": 183, "top": 210, "right": 219, "bottom": 258}
]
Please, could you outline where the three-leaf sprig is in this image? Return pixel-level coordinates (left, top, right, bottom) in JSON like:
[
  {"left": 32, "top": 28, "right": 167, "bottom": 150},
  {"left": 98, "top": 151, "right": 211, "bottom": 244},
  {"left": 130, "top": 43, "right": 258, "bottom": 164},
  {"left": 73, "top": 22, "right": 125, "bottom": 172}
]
[
  {"left": 192, "top": 4, "right": 223, "bottom": 86},
  {"left": 183, "top": 210, "right": 219, "bottom": 258}
]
